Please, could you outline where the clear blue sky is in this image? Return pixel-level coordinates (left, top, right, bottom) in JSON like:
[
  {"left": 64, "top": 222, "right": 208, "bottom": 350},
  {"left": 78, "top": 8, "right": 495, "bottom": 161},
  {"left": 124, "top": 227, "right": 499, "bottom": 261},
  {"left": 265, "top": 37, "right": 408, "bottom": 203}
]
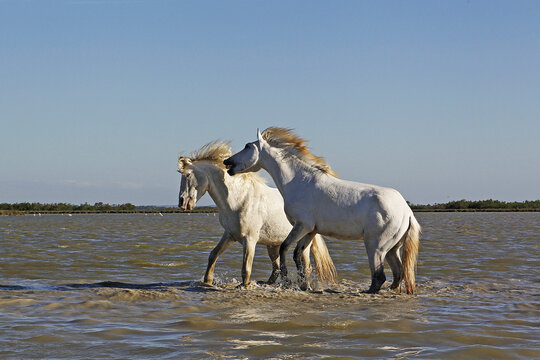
[{"left": 1, "top": 0, "right": 539, "bottom": 205}]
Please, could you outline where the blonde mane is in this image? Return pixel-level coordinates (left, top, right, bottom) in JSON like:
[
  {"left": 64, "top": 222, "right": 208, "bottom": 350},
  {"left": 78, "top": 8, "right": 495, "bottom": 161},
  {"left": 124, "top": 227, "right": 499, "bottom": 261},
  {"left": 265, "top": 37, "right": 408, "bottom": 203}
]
[
  {"left": 178, "top": 140, "right": 266, "bottom": 183},
  {"left": 189, "top": 140, "right": 232, "bottom": 163},
  {"left": 261, "top": 127, "right": 338, "bottom": 177}
]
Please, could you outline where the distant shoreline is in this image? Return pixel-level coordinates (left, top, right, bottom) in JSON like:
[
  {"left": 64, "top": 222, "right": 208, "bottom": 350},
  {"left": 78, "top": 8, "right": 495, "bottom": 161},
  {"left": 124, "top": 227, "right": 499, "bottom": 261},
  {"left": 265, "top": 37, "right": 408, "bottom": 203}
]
[
  {"left": 411, "top": 208, "right": 539, "bottom": 213},
  {"left": 2, "top": 208, "right": 539, "bottom": 216},
  {"left": 0, "top": 208, "right": 218, "bottom": 216},
  {"left": 2, "top": 200, "right": 540, "bottom": 216}
]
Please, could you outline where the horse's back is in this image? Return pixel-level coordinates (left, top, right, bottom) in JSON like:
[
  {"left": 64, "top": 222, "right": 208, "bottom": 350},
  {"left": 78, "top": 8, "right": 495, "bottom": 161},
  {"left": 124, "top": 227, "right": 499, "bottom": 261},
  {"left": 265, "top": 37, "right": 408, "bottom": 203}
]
[{"left": 287, "top": 176, "right": 412, "bottom": 239}]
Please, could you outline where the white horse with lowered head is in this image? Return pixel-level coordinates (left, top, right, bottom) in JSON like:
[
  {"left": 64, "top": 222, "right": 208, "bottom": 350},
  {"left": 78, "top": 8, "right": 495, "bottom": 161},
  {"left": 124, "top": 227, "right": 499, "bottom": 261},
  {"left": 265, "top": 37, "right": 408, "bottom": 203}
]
[
  {"left": 178, "top": 141, "right": 337, "bottom": 287},
  {"left": 224, "top": 128, "right": 421, "bottom": 294}
]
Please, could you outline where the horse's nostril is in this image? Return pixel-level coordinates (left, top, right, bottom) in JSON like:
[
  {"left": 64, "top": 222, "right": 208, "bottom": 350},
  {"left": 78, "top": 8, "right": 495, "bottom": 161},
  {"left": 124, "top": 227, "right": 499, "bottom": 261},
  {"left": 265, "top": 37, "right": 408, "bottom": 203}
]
[{"left": 223, "top": 158, "right": 233, "bottom": 170}]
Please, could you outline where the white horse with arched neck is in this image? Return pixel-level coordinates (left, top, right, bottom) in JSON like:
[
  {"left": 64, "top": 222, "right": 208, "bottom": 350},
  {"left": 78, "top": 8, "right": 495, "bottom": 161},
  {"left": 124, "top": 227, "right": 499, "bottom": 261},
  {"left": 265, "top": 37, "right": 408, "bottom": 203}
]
[
  {"left": 224, "top": 128, "right": 421, "bottom": 294},
  {"left": 178, "top": 141, "right": 336, "bottom": 288}
]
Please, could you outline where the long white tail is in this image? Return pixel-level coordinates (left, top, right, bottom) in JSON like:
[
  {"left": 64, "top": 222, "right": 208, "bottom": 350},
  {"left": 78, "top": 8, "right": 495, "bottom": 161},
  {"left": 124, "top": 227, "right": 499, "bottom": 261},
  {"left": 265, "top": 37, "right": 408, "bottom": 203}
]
[
  {"left": 402, "top": 214, "right": 421, "bottom": 295},
  {"left": 311, "top": 234, "right": 337, "bottom": 283}
]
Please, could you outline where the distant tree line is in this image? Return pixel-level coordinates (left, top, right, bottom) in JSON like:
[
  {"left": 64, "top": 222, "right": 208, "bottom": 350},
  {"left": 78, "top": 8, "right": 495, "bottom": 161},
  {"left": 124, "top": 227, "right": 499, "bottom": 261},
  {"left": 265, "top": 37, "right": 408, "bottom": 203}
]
[
  {"left": 2, "top": 200, "right": 539, "bottom": 213},
  {"left": 409, "top": 199, "right": 540, "bottom": 211},
  {"left": 0, "top": 202, "right": 137, "bottom": 212},
  {"left": 0, "top": 202, "right": 218, "bottom": 214}
]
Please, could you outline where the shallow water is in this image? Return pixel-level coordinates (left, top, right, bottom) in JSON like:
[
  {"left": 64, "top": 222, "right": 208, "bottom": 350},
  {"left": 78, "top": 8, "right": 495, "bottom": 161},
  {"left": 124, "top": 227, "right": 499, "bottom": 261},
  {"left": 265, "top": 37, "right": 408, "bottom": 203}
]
[{"left": 1, "top": 213, "right": 539, "bottom": 359}]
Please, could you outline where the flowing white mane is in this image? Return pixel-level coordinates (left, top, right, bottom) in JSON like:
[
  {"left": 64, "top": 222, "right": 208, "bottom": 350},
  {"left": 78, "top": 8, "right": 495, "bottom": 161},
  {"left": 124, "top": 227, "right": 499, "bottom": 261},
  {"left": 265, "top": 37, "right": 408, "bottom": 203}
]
[
  {"left": 178, "top": 140, "right": 265, "bottom": 183},
  {"left": 261, "top": 127, "right": 338, "bottom": 177}
]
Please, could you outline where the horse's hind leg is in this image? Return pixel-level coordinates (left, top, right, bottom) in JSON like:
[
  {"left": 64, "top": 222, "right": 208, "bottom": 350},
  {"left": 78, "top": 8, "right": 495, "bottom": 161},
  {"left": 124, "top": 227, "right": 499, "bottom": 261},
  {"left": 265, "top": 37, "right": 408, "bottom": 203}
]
[
  {"left": 364, "top": 234, "right": 388, "bottom": 293},
  {"left": 293, "top": 233, "right": 315, "bottom": 290},
  {"left": 365, "top": 221, "right": 408, "bottom": 293},
  {"left": 386, "top": 244, "right": 403, "bottom": 291},
  {"left": 278, "top": 224, "right": 312, "bottom": 282},
  {"left": 366, "top": 252, "right": 386, "bottom": 292},
  {"left": 266, "top": 245, "right": 280, "bottom": 284}
]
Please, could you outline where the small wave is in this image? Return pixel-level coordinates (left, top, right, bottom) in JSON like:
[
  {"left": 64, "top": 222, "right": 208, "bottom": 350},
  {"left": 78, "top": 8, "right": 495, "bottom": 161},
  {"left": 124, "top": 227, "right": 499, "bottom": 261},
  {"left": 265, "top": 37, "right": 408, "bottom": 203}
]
[
  {"left": 230, "top": 339, "right": 282, "bottom": 350},
  {"left": 0, "top": 298, "right": 40, "bottom": 307},
  {"left": 24, "top": 334, "right": 63, "bottom": 343},
  {"left": 127, "top": 260, "right": 188, "bottom": 268},
  {"left": 0, "top": 284, "right": 29, "bottom": 291},
  {"left": 96, "top": 288, "right": 184, "bottom": 301}
]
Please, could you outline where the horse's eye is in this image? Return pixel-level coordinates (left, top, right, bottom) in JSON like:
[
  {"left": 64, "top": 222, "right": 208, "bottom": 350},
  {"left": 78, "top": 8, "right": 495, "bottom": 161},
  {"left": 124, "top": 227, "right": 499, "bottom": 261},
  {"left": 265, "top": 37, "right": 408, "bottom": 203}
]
[{"left": 244, "top": 144, "right": 249, "bottom": 149}]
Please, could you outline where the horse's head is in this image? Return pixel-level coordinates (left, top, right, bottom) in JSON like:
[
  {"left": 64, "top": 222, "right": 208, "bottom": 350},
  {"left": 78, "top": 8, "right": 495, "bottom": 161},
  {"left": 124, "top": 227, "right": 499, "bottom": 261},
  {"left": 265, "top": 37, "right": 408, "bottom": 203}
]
[
  {"left": 177, "top": 157, "right": 209, "bottom": 210},
  {"left": 223, "top": 129, "right": 265, "bottom": 176}
]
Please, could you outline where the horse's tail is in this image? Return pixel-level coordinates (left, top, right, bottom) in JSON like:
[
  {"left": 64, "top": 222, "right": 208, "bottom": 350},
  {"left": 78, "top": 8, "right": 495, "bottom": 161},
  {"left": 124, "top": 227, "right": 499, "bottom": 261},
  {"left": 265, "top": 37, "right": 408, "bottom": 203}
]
[
  {"left": 311, "top": 234, "right": 337, "bottom": 283},
  {"left": 402, "top": 214, "right": 421, "bottom": 295}
]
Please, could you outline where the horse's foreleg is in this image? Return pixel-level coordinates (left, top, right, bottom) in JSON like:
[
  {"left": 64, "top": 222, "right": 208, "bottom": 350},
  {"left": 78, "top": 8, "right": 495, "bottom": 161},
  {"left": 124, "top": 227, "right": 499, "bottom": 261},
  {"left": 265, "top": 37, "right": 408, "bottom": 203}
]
[
  {"left": 241, "top": 237, "right": 257, "bottom": 287},
  {"left": 279, "top": 225, "right": 312, "bottom": 283},
  {"left": 293, "top": 233, "right": 315, "bottom": 290},
  {"left": 266, "top": 245, "right": 280, "bottom": 284},
  {"left": 204, "top": 232, "right": 234, "bottom": 285}
]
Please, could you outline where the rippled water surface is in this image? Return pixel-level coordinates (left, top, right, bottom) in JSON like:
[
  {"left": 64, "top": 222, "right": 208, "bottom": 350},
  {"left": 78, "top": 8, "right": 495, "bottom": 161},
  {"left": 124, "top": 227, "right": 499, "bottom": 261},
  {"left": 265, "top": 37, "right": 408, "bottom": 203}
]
[{"left": 1, "top": 213, "right": 539, "bottom": 359}]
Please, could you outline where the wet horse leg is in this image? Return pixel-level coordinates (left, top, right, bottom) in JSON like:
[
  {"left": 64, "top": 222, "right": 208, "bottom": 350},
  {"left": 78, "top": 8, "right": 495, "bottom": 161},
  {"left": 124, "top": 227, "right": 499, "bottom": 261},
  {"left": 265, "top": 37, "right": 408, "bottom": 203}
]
[
  {"left": 279, "top": 224, "right": 312, "bottom": 283},
  {"left": 386, "top": 244, "right": 403, "bottom": 291},
  {"left": 293, "top": 232, "right": 316, "bottom": 290},
  {"left": 364, "top": 235, "right": 387, "bottom": 293},
  {"left": 204, "top": 232, "right": 235, "bottom": 285},
  {"left": 266, "top": 245, "right": 280, "bottom": 284},
  {"left": 240, "top": 236, "right": 257, "bottom": 287},
  {"left": 365, "top": 223, "right": 407, "bottom": 293}
]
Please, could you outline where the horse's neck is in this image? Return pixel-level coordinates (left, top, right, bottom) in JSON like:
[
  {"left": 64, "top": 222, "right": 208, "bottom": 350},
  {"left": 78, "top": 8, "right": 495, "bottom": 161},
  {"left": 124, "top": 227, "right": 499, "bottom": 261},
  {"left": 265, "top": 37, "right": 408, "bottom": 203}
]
[
  {"left": 200, "top": 163, "right": 252, "bottom": 213},
  {"left": 260, "top": 147, "right": 315, "bottom": 196}
]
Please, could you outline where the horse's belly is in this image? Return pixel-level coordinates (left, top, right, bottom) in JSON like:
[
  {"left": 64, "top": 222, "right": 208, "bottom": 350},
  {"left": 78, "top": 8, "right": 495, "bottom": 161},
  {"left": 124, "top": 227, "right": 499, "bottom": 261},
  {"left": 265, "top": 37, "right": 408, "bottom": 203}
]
[
  {"left": 316, "top": 222, "right": 364, "bottom": 240},
  {"left": 258, "top": 222, "right": 292, "bottom": 246}
]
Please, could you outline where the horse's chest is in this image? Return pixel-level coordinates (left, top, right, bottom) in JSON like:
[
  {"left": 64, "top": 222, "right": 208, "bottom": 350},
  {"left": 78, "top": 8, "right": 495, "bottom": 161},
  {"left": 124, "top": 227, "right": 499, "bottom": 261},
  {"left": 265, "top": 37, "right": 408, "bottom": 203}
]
[{"left": 219, "top": 211, "right": 260, "bottom": 239}]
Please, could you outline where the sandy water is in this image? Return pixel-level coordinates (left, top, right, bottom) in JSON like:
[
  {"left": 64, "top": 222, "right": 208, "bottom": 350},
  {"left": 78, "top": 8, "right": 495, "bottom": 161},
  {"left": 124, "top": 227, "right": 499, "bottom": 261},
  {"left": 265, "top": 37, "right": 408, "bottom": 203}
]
[{"left": 0, "top": 212, "right": 539, "bottom": 359}]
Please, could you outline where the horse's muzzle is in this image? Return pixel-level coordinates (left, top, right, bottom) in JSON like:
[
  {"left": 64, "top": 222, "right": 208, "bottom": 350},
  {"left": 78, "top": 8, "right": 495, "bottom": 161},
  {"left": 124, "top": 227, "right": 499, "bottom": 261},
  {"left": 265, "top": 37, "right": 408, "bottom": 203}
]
[
  {"left": 223, "top": 158, "right": 235, "bottom": 175},
  {"left": 179, "top": 197, "right": 195, "bottom": 211}
]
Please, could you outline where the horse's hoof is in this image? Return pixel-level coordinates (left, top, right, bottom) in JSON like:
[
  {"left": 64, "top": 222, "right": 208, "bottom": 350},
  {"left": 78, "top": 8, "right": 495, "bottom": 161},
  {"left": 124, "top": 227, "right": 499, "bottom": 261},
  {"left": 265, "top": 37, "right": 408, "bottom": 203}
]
[
  {"left": 363, "top": 287, "right": 380, "bottom": 294},
  {"left": 299, "top": 282, "right": 310, "bottom": 291},
  {"left": 236, "top": 281, "right": 256, "bottom": 289},
  {"left": 280, "top": 278, "right": 292, "bottom": 288}
]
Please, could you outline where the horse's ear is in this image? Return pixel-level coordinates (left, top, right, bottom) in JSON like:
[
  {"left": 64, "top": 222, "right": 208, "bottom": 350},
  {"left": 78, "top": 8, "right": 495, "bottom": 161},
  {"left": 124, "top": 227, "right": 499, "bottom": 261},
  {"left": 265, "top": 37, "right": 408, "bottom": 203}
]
[{"left": 257, "top": 128, "right": 263, "bottom": 142}]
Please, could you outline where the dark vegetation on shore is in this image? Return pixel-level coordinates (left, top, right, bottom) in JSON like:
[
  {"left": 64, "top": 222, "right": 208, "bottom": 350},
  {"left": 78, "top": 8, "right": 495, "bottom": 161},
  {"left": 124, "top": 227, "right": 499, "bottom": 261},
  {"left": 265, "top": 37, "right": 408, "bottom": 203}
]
[
  {"left": 409, "top": 199, "right": 540, "bottom": 212},
  {"left": 0, "top": 202, "right": 216, "bottom": 215},
  {"left": 1, "top": 199, "right": 539, "bottom": 216}
]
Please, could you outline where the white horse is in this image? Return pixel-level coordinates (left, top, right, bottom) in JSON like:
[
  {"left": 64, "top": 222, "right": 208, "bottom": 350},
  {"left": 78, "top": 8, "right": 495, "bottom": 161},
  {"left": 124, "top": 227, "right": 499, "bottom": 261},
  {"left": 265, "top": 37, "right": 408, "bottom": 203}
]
[
  {"left": 177, "top": 141, "right": 337, "bottom": 287},
  {"left": 224, "top": 128, "right": 421, "bottom": 294}
]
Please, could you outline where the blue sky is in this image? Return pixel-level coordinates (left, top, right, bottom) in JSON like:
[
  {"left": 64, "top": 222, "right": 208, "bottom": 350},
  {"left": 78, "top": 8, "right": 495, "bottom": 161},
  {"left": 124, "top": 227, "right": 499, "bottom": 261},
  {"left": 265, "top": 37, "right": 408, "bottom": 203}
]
[{"left": 1, "top": 0, "right": 539, "bottom": 205}]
